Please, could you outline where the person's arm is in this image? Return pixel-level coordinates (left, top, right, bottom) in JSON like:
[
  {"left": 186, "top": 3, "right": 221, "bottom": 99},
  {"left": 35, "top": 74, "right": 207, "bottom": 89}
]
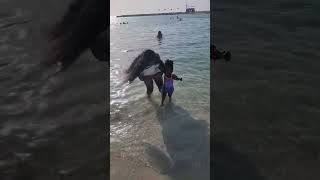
[
  {"left": 158, "top": 62, "right": 165, "bottom": 73},
  {"left": 172, "top": 74, "right": 182, "bottom": 81}
]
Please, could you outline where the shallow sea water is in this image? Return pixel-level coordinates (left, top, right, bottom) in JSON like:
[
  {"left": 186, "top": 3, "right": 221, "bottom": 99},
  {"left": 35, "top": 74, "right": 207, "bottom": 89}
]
[{"left": 110, "top": 14, "right": 210, "bottom": 180}]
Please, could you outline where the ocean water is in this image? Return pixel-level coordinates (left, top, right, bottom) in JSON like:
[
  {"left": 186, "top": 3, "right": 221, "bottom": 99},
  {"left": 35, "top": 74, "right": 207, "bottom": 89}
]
[
  {"left": 213, "top": 0, "right": 320, "bottom": 179},
  {"left": 110, "top": 14, "right": 210, "bottom": 179},
  {"left": 0, "top": 1, "right": 107, "bottom": 179}
]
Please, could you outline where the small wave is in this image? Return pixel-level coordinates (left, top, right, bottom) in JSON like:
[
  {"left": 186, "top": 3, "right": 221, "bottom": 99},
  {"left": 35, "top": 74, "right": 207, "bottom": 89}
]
[{"left": 122, "top": 49, "right": 134, "bottom": 53}]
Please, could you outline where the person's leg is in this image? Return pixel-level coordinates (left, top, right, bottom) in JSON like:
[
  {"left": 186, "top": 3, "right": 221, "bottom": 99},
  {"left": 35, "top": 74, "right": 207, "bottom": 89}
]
[
  {"left": 168, "top": 87, "right": 174, "bottom": 102},
  {"left": 143, "top": 77, "right": 154, "bottom": 97},
  {"left": 161, "top": 91, "right": 166, "bottom": 106},
  {"left": 153, "top": 72, "right": 163, "bottom": 93}
]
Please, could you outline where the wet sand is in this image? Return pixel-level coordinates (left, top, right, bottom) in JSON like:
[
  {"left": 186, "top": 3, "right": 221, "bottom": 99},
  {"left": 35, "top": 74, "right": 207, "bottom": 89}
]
[
  {"left": 110, "top": 100, "right": 210, "bottom": 180},
  {"left": 212, "top": 0, "right": 320, "bottom": 179}
]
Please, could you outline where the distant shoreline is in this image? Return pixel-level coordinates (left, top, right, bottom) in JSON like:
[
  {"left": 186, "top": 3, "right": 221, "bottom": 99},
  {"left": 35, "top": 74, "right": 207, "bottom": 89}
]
[{"left": 116, "top": 11, "right": 210, "bottom": 18}]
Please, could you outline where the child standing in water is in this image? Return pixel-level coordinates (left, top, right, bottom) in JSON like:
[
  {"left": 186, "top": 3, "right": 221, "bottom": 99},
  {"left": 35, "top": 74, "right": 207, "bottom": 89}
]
[{"left": 161, "top": 60, "right": 182, "bottom": 106}]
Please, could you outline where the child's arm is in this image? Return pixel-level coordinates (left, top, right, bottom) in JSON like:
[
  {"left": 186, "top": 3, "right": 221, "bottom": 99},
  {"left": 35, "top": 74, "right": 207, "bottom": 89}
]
[{"left": 172, "top": 74, "right": 182, "bottom": 81}]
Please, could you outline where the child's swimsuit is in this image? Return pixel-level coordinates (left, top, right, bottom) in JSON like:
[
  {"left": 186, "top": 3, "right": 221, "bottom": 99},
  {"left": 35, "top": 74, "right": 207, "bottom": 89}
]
[{"left": 163, "top": 74, "right": 174, "bottom": 96}]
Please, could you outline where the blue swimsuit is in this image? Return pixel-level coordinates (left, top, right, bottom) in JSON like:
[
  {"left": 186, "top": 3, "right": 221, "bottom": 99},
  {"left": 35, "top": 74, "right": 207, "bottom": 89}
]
[{"left": 163, "top": 74, "right": 174, "bottom": 96}]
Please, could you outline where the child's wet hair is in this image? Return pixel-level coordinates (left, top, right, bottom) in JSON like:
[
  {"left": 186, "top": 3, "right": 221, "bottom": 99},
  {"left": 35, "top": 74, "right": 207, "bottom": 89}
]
[{"left": 164, "top": 59, "right": 173, "bottom": 73}]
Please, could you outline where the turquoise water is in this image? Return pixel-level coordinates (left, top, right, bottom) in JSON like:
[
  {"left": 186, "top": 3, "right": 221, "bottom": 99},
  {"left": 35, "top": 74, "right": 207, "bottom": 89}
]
[{"left": 110, "top": 14, "right": 210, "bottom": 179}]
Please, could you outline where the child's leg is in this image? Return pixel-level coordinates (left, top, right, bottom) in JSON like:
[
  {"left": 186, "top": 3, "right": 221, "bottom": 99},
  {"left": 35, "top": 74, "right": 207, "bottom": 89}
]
[
  {"left": 161, "top": 92, "right": 166, "bottom": 106},
  {"left": 168, "top": 87, "right": 174, "bottom": 102}
]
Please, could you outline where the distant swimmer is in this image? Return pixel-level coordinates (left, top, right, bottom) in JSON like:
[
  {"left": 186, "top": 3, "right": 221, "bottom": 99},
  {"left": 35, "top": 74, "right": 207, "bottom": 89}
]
[
  {"left": 157, "top": 31, "right": 163, "bottom": 39},
  {"left": 211, "top": 45, "right": 231, "bottom": 64},
  {"left": 161, "top": 59, "right": 182, "bottom": 106}
]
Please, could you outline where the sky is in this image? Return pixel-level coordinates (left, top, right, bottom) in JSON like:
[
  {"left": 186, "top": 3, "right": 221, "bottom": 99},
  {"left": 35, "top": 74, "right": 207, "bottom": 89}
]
[{"left": 110, "top": 0, "right": 210, "bottom": 16}]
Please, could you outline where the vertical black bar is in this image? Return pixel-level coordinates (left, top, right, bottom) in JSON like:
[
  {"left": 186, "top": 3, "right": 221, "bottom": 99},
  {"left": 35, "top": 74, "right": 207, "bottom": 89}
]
[
  {"left": 106, "top": 0, "right": 111, "bottom": 179},
  {"left": 0, "top": 0, "right": 110, "bottom": 179},
  {"left": 210, "top": 1, "right": 214, "bottom": 179},
  {"left": 211, "top": 0, "right": 320, "bottom": 179}
]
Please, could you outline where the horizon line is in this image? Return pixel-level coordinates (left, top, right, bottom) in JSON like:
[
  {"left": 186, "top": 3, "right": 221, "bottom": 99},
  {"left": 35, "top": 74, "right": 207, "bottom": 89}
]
[{"left": 114, "top": 11, "right": 210, "bottom": 18}]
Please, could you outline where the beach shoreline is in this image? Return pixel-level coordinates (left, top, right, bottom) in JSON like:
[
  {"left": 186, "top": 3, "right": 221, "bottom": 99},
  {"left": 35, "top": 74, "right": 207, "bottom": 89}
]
[{"left": 116, "top": 11, "right": 210, "bottom": 18}]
